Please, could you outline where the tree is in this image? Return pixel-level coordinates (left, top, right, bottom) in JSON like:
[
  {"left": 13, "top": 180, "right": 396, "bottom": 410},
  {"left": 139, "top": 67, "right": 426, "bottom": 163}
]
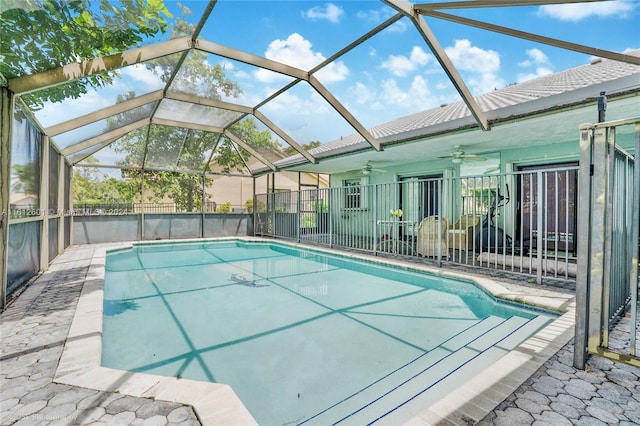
[
  {"left": 1, "top": 0, "right": 171, "bottom": 110},
  {"left": 11, "top": 161, "right": 39, "bottom": 196},
  {"left": 72, "top": 157, "right": 137, "bottom": 203},
  {"left": 107, "top": 5, "right": 284, "bottom": 211}
]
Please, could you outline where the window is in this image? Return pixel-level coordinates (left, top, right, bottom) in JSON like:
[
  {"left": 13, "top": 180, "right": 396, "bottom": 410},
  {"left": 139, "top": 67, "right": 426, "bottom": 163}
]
[{"left": 344, "top": 178, "right": 363, "bottom": 209}]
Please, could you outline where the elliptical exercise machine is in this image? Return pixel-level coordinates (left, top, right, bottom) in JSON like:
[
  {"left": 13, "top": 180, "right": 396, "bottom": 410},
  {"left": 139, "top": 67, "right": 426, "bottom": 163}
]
[{"left": 474, "top": 184, "right": 514, "bottom": 254}]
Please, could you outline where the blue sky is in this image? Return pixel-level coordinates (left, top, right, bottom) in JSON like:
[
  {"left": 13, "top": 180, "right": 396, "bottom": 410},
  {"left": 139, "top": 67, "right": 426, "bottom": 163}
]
[
  {"left": 36, "top": 0, "right": 640, "bottom": 159},
  {"left": 193, "top": 0, "right": 639, "bottom": 143}
]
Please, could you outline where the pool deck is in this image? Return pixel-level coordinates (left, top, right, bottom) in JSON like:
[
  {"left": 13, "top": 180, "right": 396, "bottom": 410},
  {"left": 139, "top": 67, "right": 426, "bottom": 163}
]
[{"left": 1, "top": 241, "right": 639, "bottom": 425}]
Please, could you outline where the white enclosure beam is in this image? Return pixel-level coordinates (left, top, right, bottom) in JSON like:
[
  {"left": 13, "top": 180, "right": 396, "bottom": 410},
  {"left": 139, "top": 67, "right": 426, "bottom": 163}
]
[
  {"left": 383, "top": 0, "right": 490, "bottom": 131},
  {"left": 62, "top": 118, "right": 150, "bottom": 156},
  {"left": 152, "top": 117, "right": 224, "bottom": 133},
  {"left": 223, "top": 129, "right": 277, "bottom": 171},
  {"left": 420, "top": 10, "right": 640, "bottom": 66},
  {"left": 253, "top": 110, "right": 316, "bottom": 164},
  {"left": 416, "top": 0, "right": 602, "bottom": 10},
  {"left": 46, "top": 90, "right": 163, "bottom": 136},
  {"left": 308, "top": 75, "right": 382, "bottom": 151},
  {"left": 196, "top": 39, "right": 309, "bottom": 81},
  {"left": 164, "top": 91, "right": 254, "bottom": 114}
]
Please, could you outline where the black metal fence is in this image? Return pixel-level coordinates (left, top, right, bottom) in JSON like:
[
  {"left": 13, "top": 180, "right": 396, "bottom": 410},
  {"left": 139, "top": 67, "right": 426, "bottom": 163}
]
[
  {"left": 256, "top": 166, "right": 581, "bottom": 283},
  {"left": 72, "top": 202, "right": 248, "bottom": 215}
]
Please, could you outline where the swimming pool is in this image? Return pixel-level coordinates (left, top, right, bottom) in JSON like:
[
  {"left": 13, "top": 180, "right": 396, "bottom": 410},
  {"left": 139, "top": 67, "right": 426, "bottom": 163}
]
[{"left": 102, "top": 239, "right": 557, "bottom": 425}]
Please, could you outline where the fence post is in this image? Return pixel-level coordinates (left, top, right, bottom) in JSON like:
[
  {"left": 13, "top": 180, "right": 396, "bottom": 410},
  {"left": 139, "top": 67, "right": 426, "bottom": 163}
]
[
  {"left": 296, "top": 190, "right": 301, "bottom": 243},
  {"left": 574, "top": 124, "right": 594, "bottom": 369},
  {"left": 373, "top": 184, "right": 378, "bottom": 255},
  {"left": 201, "top": 174, "right": 205, "bottom": 238},
  {"left": 0, "top": 88, "right": 14, "bottom": 310},
  {"left": 536, "top": 170, "right": 543, "bottom": 284},
  {"left": 437, "top": 178, "right": 443, "bottom": 266},
  {"left": 630, "top": 124, "right": 639, "bottom": 356},
  {"left": 40, "top": 135, "right": 50, "bottom": 272}
]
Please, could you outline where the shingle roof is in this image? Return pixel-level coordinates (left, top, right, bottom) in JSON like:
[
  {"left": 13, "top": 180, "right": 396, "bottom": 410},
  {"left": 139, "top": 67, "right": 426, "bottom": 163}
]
[{"left": 276, "top": 51, "right": 640, "bottom": 168}]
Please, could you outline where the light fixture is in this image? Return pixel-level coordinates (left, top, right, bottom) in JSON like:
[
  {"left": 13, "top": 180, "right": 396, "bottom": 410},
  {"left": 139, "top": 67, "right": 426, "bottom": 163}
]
[{"left": 451, "top": 157, "right": 463, "bottom": 164}]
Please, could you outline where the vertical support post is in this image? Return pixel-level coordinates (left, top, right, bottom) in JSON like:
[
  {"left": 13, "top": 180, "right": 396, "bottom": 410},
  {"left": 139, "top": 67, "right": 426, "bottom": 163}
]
[
  {"left": 140, "top": 171, "right": 145, "bottom": 240},
  {"left": 201, "top": 174, "right": 206, "bottom": 238},
  {"left": 373, "top": 184, "right": 378, "bottom": 255},
  {"left": 574, "top": 124, "right": 594, "bottom": 369},
  {"left": 252, "top": 176, "right": 256, "bottom": 236},
  {"left": 0, "top": 88, "right": 14, "bottom": 310},
  {"left": 587, "top": 126, "right": 609, "bottom": 355},
  {"left": 68, "top": 164, "right": 74, "bottom": 246},
  {"left": 536, "top": 170, "right": 543, "bottom": 284},
  {"left": 601, "top": 127, "right": 616, "bottom": 346},
  {"left": 329, "top": 186, "right": 334, "bottom": 248},
  {"left": 40, "top": 135, "right": 49, "bottom": 271},
  {"left": 630, "top": 124, "right": 640, "bottom": 356},
  {"left": 57, "top": 155, "right": 64, "bottom": 255},
  {"left": 437, "top": 178, "right": 443, "bottom": 266},
  {"left": 296, "top": 190, "right": 300, "bottom": 243}
]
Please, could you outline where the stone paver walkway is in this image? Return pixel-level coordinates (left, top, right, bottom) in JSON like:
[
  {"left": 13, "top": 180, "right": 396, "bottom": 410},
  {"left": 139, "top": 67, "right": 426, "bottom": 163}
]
[
  {"left": 1, "top": 243, "right": 638, "bottom": 425},
  {"left": 1, "top": 245, "right": 200, "bottom": 426}
]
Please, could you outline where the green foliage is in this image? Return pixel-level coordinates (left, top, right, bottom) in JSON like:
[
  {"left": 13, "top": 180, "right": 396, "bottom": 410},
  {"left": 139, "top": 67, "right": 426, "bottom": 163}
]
[
  {"left": 312, "top": 200, "right": 329, "bottom": 212},
  {"left": 217, "top": 201, "right": 232, "bottom": 213},
  {"left": 72, "top": 160, "right": 137, "bottom": 203},
  {"left": 1, "top": 0, "right": 171, "bottom": 110},
  {"left": 245, "top": 199, "right": 253, "bottom": 213},
  {"left": 215, "top": 119, "right": 283, "bottom": 173},
  {"left": 300, "top": 213, "right": 317, "bottom": 228},
  {"left": 100, "top": 5, "right": 283, "bottom": 210},
  {"left": 11, "top": 161, "right": 39, "bottom": 195}
]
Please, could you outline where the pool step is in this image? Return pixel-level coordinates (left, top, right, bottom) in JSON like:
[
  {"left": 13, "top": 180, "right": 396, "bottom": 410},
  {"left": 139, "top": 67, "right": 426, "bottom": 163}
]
[{"left": 300, "top": 315, "right": 541, "bottom": 425}]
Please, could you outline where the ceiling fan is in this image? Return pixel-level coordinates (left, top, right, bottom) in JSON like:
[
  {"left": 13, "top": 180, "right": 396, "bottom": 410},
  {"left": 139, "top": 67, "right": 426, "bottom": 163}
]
[
  {"left": 360, "top": 161, "right": 386, "bottom": 175},
  {"left": 439, "top": 145, "right": 487, "bottom": 164}
]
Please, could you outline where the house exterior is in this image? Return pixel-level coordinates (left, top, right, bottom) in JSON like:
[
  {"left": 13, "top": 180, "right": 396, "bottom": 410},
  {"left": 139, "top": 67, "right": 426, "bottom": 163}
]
[
  {"left": 263, "top": 51, "right": 639, "bottom": 249},
  {"left": 208, "top": 170, "right": 329, "bottom": 212}
]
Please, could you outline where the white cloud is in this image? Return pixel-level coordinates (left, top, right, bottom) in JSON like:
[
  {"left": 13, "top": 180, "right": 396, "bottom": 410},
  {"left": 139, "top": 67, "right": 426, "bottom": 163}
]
[
  {"left": 119, "top": 64, "right": 165, "bottom": 91},
  {"left": 518, "top": 48, "right": 550, "bottom": 67},
  {"left": 538, "top": 0, "right": 635, "bottom": 22},
  {"left": 351, "top": 82, "right": 376, "bottom": 105},
  {"left": 36, "top": 90, "right": 112, "bottom": 128},
  {"left": 254, "top": 33, "right": 349, "bottom": 83},
  {"left": 356, "top": 7, "right": 407, "bottom": 32},
  {"left": 387, "top": 20, "right": 408, "bottom": 34},
  {"left": 517, "top": 48, "right": 554, "bottom": 83},
  {"left": 445, "top": 39, "right": 504, "bottom": 94},
  {"left": 303, "top": 3, "right": 344, "bottom": 23},
  {"left": 379, "top": 76, "right": 437, "bottom": 110},
  {"left": 380, "top": 46, "right": 432, "bottom": 77},
  {"left": 219, "top": 60, "right": 249, "bottom": 80}
]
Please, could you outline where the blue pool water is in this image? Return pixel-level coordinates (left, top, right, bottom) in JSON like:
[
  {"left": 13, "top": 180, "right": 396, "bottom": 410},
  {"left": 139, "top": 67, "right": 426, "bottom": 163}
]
[{"left": 102, "top": 239, "right": 556, "bottom": 425}]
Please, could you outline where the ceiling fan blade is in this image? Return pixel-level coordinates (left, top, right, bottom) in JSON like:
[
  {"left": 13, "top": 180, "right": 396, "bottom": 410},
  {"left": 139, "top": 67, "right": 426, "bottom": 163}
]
[{"left": 462, "top": 154, "right": 486, "bottom": 161}]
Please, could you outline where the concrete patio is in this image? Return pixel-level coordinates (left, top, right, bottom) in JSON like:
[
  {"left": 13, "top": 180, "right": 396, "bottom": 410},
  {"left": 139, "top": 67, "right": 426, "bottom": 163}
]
[{"left": 1, "top": 243, "right": 638, "bottom": 426}]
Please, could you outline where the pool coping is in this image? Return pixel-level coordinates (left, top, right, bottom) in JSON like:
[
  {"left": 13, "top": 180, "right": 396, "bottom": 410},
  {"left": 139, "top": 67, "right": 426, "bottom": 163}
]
[{"left": 54, "top": 237, "right": 576, "bottom": 425}]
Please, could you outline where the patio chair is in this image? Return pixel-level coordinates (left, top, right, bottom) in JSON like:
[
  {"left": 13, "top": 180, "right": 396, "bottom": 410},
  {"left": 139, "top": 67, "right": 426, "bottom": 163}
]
[
  {"left": 416, "top": 215, "right": 448, "bottom": 258},
  {"left": 447, "top": 214, "right": 482, "bottom": 251}
]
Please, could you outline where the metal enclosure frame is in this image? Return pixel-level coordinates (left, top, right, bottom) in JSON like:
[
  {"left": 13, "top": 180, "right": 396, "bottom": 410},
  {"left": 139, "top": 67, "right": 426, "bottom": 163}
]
[{"left": 574, "top": 118, "right": 639, "bottom": 369}]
